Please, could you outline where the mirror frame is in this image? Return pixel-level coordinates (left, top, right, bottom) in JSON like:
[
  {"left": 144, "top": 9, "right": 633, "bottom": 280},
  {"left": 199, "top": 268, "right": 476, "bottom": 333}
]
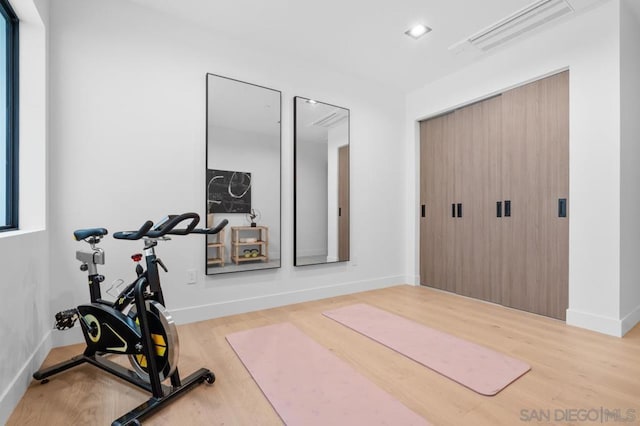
[
  {"left": 205, "top": 73, "right": 282, "bottom": 275},
  {"left": 293, "top": 96, "right": 350, "bottom": 267}
]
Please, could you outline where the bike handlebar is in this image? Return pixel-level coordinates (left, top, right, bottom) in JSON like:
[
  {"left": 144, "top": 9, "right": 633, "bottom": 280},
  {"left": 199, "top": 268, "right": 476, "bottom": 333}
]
[
  {"left": 112, "top": 213, "right": 228, "bottom": 241},
  {"left": 113, "top": 220, "right": 154, "bottom": 240},
  {"left": 146, "top": 212, "right": 200, "bottom": 238},
  {"left": 191, "top": 219, "right": 229, "bottom": 235}
]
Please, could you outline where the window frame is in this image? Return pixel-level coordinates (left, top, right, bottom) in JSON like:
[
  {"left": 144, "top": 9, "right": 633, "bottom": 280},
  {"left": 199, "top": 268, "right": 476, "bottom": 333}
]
[{"left": 0, "top": 0, "right": 18, "bottom": 232}]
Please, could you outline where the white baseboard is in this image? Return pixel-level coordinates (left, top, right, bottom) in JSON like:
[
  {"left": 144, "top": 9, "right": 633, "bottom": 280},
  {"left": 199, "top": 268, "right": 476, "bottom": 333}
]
[
  {"left": 567, "top": 306, "right": 640, "bottom": 337},
  {"left": 171, "top": 276, "right": 406, "bottom": 325},
  {"left": 48, "top": 277, "right": 407, "bottom": 344},
  {"left": 566, "top": 308, "right": 624, "bottom": 337},
  {"left": 0, "top": 332, "right": 51, "bottom": 425},
  {"left": 407, "top": 275, "right": 420, "bottom": 285},
  {"left": 621, "top": 304, "right": 640, "bottom": 336},
  {"left": 48, "top": 277, "right": 406, "bottom": 346},
  {"left": 46, "top": 282, "right": 640, "bottom": 346}
]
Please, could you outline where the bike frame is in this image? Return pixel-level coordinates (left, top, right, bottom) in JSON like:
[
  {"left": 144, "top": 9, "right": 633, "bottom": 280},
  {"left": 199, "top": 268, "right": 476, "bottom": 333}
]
[{"left": 34, "top": 213, "right": 223, "bottom": 425}]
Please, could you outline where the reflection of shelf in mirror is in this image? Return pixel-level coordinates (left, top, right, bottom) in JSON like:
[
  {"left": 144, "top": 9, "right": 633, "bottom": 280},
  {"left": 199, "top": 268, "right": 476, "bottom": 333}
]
[
  {"left": 232, "top": 240, "right": 266, "bottom": 246},
  {"left": 207, "top": 257, "right": 224, "bottom": 266},
  {"left": 230, "top": 255, "right": 268, "bottom": 263},
  {"left": 207, "top": 228, "right": 225, "bottom": 267},
  {"left": 230, "top": 226, "right": 268, "bottom": 265}
]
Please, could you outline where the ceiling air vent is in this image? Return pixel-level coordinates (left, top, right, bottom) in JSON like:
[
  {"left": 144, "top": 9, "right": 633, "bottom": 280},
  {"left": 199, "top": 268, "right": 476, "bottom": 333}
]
[
  {"left": 450, "top": 0, "right": 574, "bottom": 53},
  {"left": 312, "top": 109, "right": 348, "bottom": 128}
]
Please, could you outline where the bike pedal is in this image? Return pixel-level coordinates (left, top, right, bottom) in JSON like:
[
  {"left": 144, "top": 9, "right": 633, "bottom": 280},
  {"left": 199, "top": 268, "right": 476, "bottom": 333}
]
[{"left": 54, "top": 309, "right": 79, "bottom": 330}]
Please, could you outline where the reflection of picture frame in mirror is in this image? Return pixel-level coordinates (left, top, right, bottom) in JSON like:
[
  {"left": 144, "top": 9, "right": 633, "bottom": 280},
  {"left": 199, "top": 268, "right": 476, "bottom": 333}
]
[
  {"left": 207, "top": 169, "right": 252, "bottom": 214},
  {"left": 205, "top": 73, "right": 282, "bottom": 275},
  {"left": 293, "top": 96, "right": 350, "bottom": 267}
]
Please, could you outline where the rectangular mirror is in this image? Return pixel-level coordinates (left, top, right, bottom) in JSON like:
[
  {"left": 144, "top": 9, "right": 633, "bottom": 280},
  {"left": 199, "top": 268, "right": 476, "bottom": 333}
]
[
  {"left": 206, "top": 74, "right": 281, "bottom": 274},
  {"left": 294, "top": 96, "right": 350, "bottom": 266}
]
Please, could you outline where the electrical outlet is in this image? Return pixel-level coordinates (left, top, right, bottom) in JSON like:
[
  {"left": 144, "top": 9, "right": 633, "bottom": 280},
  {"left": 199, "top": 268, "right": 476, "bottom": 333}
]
[{"left": 187, "top": 269, "right": 197, "bottom": 284}]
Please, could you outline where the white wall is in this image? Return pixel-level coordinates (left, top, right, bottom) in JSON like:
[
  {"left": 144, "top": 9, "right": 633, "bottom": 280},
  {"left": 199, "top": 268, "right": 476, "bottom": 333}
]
[
  {"left": 48, "top": 0, "right": 406, "bottom": 336},
  {"left": 0, "top": 0, "right": 49, "bottom": 423},
  {"left": 619, "top": 0, "right": 640, "bottom": 334},
  {"left": 406, "top": 0, "right": 626, "bottom": 336},
  {"left": 0, "top": 232, "right": 50, "bottom": 423}
]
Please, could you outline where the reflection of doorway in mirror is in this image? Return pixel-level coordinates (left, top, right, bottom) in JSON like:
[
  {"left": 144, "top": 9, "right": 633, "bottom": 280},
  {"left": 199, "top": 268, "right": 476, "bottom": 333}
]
[
  {"left": 338, "top": 145, "right": 350, "bottom": 261},
  {"left": 326, "top": 119, "right": 349, "bottom": 263}
]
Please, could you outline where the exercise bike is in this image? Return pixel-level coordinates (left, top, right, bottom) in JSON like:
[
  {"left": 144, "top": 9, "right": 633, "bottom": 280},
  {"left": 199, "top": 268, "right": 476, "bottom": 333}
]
[{"left": 33, "top": 212, "right": 228, "bottom": 426}]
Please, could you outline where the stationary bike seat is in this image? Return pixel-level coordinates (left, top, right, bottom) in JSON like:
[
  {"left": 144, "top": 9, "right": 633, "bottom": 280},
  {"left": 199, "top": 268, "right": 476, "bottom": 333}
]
[{"left": 73, "top": 228, "right": 108, "bottom": 241}]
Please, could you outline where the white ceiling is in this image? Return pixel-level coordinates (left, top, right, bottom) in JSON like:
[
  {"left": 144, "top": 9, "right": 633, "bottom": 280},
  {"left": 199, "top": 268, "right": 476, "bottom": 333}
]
[{"left": 133, "top": 0, "right": 611, "bottom": 92}]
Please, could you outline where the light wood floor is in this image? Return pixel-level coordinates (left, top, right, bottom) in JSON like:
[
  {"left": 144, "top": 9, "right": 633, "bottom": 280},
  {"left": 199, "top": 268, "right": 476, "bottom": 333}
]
[{"left": 8, "top": 285, "right": 640, "bottom": 425}]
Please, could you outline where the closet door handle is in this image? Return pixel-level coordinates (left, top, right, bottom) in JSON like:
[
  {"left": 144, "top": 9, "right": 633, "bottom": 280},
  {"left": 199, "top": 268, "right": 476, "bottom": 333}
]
[
  {"left": 504, "top": 200, "right": 511, "bottom": 217},
  {"left": 421, "top": 204, "right": 426, "bottom": 218},
  {"left": 558, "top": 198, "right": 567, "bottom": 217},
  {"left": 497, "top": 201, "right": 502, "bottom": 218},
  {"left": 457, "top": 203, "right": 462, "bottom": 218},
  {"left": 339, "top": 207, "right": 342, "bottom": 217},
  {"left": 452, "top": 203, "right": 456, "bottom": 218}
]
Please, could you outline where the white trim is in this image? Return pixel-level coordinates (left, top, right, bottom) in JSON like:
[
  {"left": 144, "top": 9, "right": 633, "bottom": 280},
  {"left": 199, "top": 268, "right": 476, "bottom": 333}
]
[
  {"left": 170, "top": 276, "right": 405, "bottom": 325},
  {"left": 13, "top": 0, "right": 48, "bottom": 231},
  {"left": 0, "top": 332, "right": 51, "bottom": 425},
  {"left": 407, "top": 275, "right": 420, "bottom": 285},
  {"left": 566, "top": 308, "right": 623, "bottom": 337},
  {"left": 621, "top": 304, "right": 640, "bottom": 336},
  {"left": 49, "top": 277, "right": 408, "bottom": 345},
  {"left": 0, "top": 228, "right": 46, "bottom": 239}
]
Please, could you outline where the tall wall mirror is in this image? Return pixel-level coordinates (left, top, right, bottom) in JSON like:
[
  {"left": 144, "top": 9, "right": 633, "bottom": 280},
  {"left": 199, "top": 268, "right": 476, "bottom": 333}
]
[
  {"left": 294, "top": 96, "right": 350, "bottom": 266},
  {"left": 206, "top": 74, "right": 281, "bottom": 275}
]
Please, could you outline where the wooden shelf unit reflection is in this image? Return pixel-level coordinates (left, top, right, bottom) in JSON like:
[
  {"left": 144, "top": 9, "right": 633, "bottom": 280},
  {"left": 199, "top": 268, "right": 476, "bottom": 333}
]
[
  {"left": 230, "top": 226, "right": 269, "bottom": 265},
  {"left": 206, "top": 228, "right": 225, "bottom": 267}
]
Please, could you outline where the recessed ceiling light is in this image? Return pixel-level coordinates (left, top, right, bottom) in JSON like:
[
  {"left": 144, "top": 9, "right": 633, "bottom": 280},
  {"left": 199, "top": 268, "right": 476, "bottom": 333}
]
[{"left": 405, "top": 24, "right": 432, "bottom": 40}]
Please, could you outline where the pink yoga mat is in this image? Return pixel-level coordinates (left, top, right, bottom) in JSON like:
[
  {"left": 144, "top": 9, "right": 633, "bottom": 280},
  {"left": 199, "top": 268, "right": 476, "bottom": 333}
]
[
  {"left": 226, "top": 322, "right": 429, "bottom": 425},
  {"left": 323, "top": 303, "right": 530, "bottom": 396}
]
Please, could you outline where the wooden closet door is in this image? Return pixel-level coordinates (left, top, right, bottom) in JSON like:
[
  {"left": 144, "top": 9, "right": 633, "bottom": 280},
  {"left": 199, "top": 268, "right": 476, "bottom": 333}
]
[
  {"left": 501, "top": 71, "right": 569, "bottom": 320},
  {"left": 455, "top": 96, "right": 502, "bottom": 303},
  {"left": 420, "top": 113, "right": 457, "bottom": 292}
]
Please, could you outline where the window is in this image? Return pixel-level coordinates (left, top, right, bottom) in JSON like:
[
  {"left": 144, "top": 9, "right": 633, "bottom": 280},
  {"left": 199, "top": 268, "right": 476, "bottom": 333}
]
[{"left": 0, "top": 0, "right": 17, "bottom": 231}]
